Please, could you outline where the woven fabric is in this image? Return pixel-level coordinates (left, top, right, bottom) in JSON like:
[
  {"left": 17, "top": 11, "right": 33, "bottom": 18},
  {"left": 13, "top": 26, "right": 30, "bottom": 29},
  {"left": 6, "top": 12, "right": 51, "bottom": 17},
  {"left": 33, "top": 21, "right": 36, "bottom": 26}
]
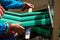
[
  {"left": 0, "top": 11, "right": 51, "bottom": 28},
  {"left": 0, "top": 11, "right": 52, "bottom": 28},
  {"left": 0, "top": 11, "right": 52, "bottom": 37},
  {"left": 31, "top": 27, "right": 52, "bottom": 37}
]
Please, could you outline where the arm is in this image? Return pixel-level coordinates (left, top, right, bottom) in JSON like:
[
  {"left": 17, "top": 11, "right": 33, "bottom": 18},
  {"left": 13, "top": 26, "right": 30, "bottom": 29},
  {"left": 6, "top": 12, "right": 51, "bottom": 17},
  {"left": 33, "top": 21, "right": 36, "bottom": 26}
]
[
  {"left": 0, "top": 23, "right": 25, "bottom": 35},
  {"left": 0, "top": 5, "right": 25, "bottom": 35},
  {"left": 1, "top": 0, "right": 25, "bottom": 9},
  {"left": 1, "top": 0, "right": 34, "bottom": 11}
]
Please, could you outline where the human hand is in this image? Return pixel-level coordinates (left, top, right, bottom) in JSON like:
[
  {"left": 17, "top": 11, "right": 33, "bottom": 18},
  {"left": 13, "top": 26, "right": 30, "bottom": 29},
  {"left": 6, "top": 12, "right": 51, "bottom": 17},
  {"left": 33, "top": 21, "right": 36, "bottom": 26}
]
[
  {"left": 22, "top": 2, "right": 34, "bottom": 11},
  {"left": 11, "top": 24, "right": 25, "bottom": 35}
]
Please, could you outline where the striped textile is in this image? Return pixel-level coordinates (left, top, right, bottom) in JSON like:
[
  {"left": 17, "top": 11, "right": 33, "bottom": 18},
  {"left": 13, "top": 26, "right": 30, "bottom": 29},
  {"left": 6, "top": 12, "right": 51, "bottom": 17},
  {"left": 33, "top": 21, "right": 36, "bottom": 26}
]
[
  {"left": 0, "top": 11, "right": 52, "bottom": 28},
  {"left": 0, "top": 5, "right": 4, "bottom": 17},
  {"left": 0, "top": 10, "right": 53, "bottom": 37}
]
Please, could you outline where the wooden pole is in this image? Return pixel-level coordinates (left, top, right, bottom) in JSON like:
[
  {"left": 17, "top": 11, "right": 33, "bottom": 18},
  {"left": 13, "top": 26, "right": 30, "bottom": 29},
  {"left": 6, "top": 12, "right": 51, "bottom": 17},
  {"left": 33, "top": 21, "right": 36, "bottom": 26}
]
[
  {"left": 53, "top": 0, "right": 60, "bottom": 40},
  {"left": 25, "top": 8, "right": 32, "bottom": 40}
]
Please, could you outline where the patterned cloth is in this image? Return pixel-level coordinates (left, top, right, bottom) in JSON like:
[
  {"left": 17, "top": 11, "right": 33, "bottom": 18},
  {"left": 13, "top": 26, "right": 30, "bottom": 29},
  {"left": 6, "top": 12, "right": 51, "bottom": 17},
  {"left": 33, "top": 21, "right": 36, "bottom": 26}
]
[
  {"left": 1, "top": 0, "right": 25, "bottom": 9},
  {"left": 0, "top": 10, "right": 53, "bottom": 38},
  {"left": 0, "top": 0, "right": 53, "bottom": 37},
  {"left": 5, "top": 11, "right": 53, "bottom": 38},
  {"left": 3, "top": 11, "right": 51, "bottom": 28},
  {"left": 0, "top": 5, "right": 4, "bottom": 17},
  {"left": 0, "top": 5, "right": 15, "bottom": 40}
]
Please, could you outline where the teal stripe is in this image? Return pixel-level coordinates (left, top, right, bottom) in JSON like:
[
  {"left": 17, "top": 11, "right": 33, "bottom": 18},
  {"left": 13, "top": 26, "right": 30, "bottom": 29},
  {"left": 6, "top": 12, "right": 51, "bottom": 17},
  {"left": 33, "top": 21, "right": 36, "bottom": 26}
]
[
  {"left": 5, "top": 11, "right": 48, "bottom": 17},
  {"left": 3, "top": 14, "right": 49, "bottom": 21},
  {"left": 0, "top": 18, "right": 50, "bottom": 27},
  {"left": 21, "top": 18, "right": 50, "bottom": 27},
  {"left": 0, "top": 18, "right": 20, "bottom": 23},
  {"left": 31, "top": 27, "right": 51, "bottom": 37}
]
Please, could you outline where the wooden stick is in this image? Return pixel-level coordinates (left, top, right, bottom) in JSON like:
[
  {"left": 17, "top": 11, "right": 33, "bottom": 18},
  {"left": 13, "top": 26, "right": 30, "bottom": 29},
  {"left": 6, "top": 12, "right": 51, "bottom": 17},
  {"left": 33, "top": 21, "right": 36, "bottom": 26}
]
[
  {"left": 48, "top": 4, "right": 53, "bottom": 28},
  {"left": 28, "top": 8, "right": 32, "bottom": 12},
  {"left": 25, "top": 8, "right": 32, "bottom": 40},
  {"left": 53, "top": 0, "right": 60, "bottom": 40}
]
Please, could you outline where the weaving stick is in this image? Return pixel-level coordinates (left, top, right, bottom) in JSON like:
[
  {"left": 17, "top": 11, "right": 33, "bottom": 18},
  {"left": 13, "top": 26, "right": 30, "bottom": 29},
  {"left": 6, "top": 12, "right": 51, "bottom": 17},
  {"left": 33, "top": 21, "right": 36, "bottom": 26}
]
[
  {"left": 25, "top": 8, "right": 32, "bottom": 40},
  {"left": 48, "top": 4, "right": 53, "bottom": 28}
]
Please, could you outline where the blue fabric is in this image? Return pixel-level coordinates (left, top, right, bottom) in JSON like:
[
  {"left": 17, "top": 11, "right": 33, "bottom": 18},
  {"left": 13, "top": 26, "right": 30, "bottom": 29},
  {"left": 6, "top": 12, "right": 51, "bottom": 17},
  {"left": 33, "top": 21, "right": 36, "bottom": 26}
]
[
  {"left": 0, "top": 23, "right": 10, "bottom": 35},
  {"left": 0, "top": 23, "right": 15, "bottom": 40},
  {"left": 0, "top": 23, "right": 6, "bottom": 35},
  {"left": 0, "top": 0, "right": 24, "bottom": 40},
  {"left": 1, "top": 0, "right": 24, "bottom": 9}
]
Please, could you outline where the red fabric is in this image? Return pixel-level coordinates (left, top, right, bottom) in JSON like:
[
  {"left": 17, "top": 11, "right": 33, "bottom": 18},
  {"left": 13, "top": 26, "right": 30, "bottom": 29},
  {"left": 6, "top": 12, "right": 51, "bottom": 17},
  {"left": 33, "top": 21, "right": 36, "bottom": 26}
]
[
  {"left": 0, "top": 24, "right": 15, "bottom": 38},
  {"left": 0, "top": 5, "right": 4, "bottom": 16},
  {"left": 8, "top": 24, "right": 15, "bottom": 35},
  {"left": 8, "top": 24, "right": 12, "bottom": 33}
]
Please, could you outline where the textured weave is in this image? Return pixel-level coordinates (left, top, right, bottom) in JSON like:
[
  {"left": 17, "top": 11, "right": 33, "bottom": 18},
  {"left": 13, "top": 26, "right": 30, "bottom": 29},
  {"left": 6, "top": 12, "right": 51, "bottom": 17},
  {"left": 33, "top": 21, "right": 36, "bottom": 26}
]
[
  {"left": 0, "top": 11, "right": 51, "bottom": 28},
  {"left": 0, "top": 10, "right": 52, "bottom": 37}
]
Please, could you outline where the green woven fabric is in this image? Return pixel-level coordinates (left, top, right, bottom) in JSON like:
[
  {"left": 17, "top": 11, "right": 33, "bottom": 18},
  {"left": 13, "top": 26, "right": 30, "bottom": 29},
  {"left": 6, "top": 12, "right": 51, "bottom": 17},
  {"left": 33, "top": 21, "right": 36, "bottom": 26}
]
[
  {"left": 3, "top": 14, "right": 49, "bottom": 21},
  {"left": 0, "top": 11, "right": 53, "bottom": 37},
  {"left": 0, "top": 11, "right": 51, "bottom": 28},
  {"left": 5, "top": 11, "right": 48, "bottom": 17},
  {"left": 0, "top": 18, "right": 51, "bottom": 28},
  {"left": 31, "top": 27, "right": 51, "bottom": 37}
]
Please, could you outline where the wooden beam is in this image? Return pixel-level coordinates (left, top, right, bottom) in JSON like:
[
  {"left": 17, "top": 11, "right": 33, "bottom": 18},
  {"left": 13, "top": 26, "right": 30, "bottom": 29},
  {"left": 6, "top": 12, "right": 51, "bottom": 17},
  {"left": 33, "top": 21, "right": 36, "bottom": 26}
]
[{"left": 53, "top": 0, "right": 60, "bottom": 40}]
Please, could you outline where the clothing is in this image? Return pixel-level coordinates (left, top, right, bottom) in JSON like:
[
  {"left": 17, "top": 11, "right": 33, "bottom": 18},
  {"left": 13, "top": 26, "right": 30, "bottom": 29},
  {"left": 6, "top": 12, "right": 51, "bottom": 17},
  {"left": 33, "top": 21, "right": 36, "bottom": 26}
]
[
  {"left": 1, "top": 0, "right": 25, "bottom": 9},
  {"left": 0, "top": 23, "right": 15, "bottom": 40},
  {"left": 0, "top": 0, "right": 25, "bottom": 40},
  {"left": 0, "top": 23, "right": 9, "bottom": 35}
]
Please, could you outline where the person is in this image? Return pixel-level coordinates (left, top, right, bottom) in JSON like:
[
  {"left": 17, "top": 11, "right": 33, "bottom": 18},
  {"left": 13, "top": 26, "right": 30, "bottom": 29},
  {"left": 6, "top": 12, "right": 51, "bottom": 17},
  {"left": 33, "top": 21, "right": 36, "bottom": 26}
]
[
  {"left": 0, "top": 5, "right": 25, "bottom": 40},
  {"left": 0, "top": 0, "right": 34, "bottom": 40}
]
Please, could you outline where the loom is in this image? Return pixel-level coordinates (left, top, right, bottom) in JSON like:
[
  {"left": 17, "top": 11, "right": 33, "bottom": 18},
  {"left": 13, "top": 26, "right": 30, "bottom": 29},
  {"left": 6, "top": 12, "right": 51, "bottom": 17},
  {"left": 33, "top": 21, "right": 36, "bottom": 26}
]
[{"left": 0, "top": 10, "right": 52, "bottom": 37}]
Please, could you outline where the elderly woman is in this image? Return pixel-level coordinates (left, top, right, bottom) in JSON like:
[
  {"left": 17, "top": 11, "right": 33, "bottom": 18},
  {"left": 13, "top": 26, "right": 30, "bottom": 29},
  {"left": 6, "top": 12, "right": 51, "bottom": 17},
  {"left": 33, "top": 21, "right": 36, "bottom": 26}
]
[{"left": 0, "top": 0, "right": 34, "bottom": 40}]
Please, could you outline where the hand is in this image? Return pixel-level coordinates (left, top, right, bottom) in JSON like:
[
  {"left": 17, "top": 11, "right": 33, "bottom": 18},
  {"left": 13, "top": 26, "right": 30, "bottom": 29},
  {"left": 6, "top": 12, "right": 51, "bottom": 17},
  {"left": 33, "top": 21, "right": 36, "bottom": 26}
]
[
  {"left": 25, "top": 2, "right": 34, "bottom": 8},
  {"left": 11, "top": 24, "right": 25, "bottom": 35},
  {"left": 22, "top": 2, "right": 34, "bottom": 11},
  {"left": 0, "top": 5, "right": 5, "bottom": 17}
]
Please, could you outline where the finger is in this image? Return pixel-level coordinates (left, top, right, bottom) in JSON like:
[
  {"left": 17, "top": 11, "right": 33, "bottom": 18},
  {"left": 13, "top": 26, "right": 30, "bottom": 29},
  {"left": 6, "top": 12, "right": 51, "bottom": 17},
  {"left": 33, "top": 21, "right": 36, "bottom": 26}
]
[
  {"left": 12, "top": 24, "right": 25, "bottom": 29},
  {"left": 28, "top": 4, "right": 34, "bottom": 8},
  {"left": 12, "top": 31, "right": 15, "bottom": 34},
  {"left": 30, "top": 4, "right": 34, "bottom": 8},
  {"left": 26, "top": 3, "right": 34, "bottom": 8},
  {"left": 16, "top": 24, "right": 25, "bottom": 29},
  {"left": 19, "top": 25, "right": 25, "bottom": 29}
]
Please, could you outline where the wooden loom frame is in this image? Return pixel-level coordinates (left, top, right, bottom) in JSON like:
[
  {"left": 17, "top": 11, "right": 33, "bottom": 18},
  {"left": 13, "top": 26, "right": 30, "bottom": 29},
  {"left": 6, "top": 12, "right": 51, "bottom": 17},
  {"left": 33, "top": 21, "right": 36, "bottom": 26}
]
[{"left": 53, "top": 0, "right": 60, "bottom": 40}]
